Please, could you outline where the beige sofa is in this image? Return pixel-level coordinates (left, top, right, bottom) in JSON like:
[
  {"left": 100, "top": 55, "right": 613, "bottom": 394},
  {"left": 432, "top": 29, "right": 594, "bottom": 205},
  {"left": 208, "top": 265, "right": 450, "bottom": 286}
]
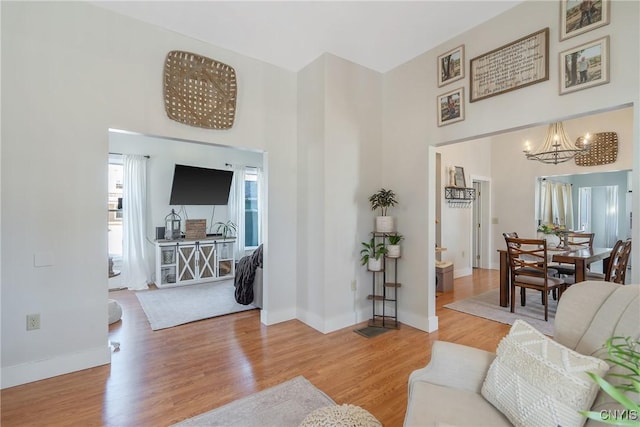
[{"left": 404, "top": 281, "right": 640, "bottom": 426}]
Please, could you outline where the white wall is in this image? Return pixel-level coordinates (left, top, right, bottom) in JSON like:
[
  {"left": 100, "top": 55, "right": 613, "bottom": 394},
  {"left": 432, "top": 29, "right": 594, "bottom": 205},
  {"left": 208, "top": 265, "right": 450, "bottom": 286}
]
[
  {"left": 383, "top": 0, "right": 639, "bottom": 332},
  {"left": 1, "top": 2, "right": 297, "bottom": 388},
  {"left": 297, "top": 54, "right": 383, "bottom": 333}
]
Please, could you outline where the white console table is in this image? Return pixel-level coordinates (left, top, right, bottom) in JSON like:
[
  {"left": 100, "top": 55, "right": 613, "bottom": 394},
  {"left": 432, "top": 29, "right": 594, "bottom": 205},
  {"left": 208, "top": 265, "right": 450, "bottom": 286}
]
[{"left": 154, "top": 237, "right": 235, "bottom": 288}]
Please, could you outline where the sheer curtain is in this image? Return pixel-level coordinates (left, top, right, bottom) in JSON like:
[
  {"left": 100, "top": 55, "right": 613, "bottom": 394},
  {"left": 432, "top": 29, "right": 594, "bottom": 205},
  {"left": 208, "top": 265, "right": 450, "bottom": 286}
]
[
  {"left": 227, "top": 165, "right": 246, "bottom": 260},
  {"left": 539, "top": 180, "right": 573, "bottom": 229},
  {"left": 121, "top": 155, "right": 150, "bottom": 290},
  {"left": 604, "top": 185, "right": 619, "bottom": 247}
]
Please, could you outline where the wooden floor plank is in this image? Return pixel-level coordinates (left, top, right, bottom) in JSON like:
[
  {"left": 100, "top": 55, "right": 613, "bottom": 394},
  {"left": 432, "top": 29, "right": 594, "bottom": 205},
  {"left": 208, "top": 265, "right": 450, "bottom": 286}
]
[{"left": 0, "top": 269, "right": 509, "bottom": 427}]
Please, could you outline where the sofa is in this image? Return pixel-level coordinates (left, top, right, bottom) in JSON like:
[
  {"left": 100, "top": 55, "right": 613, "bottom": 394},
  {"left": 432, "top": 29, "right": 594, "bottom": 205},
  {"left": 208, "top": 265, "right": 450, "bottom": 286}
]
[{"left": 404, "top": 281, "right": 640, "bottom": 426}]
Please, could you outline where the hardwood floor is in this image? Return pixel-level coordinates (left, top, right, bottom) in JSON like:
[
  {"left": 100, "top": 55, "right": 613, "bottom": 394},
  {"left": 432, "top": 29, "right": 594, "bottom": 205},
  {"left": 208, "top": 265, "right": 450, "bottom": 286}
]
[{"left": 0, "top": 269, "right": 509, "bottom": 427}]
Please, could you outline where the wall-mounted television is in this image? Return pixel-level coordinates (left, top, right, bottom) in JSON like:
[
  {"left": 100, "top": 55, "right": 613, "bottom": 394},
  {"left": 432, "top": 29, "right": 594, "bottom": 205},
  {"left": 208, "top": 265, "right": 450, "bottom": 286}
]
[{"left": 169, "top": 164, "right": 234, "bottom": 205}]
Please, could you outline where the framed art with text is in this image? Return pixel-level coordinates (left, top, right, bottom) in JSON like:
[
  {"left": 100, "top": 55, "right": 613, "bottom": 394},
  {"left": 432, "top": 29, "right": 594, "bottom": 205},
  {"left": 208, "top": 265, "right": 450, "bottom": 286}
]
[{"left": 470, "top": 28, "right": 549, "bottom": 102}]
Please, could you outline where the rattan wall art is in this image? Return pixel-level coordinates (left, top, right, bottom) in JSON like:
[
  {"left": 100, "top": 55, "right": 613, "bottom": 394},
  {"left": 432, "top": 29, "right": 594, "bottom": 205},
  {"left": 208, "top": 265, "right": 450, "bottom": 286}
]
[
  {"left": 575, "top": 131, "right": 618, "bottom": 166},
  {"left": 163, "top": 51, "right": 237, "bottom": 129}
]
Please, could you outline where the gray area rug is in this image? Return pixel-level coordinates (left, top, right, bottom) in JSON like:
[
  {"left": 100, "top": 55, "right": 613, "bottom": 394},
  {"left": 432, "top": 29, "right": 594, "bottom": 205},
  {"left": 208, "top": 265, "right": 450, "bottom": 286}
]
[
  {"left": 172, "top": 376, "right": 335, "bottom": 427},
  {"left": 444, "top": 288, "right": 556, "bottom": 336},
  {"left": 136, "top": 280, "right": 256, "bottom": 330}
]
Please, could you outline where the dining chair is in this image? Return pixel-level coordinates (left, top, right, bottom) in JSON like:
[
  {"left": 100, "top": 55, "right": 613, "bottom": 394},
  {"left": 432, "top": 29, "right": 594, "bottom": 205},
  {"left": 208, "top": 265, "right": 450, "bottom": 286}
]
[
  {"left": 504, "top": 237, "right": 567, "bottom": 321},
  {"left": 549, "top": 232, "right": 595, "bottom": 276},
  {"left": 585, "top": 239, "right": 632, "bottom": 284}
]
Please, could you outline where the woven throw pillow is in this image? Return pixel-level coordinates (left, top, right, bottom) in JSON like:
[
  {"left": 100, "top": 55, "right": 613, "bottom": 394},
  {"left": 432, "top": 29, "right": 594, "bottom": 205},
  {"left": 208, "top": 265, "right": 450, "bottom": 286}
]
[
  {"left": 299, "top": 404, "right": 382, "bottom": 427},
  {"left": 481, "top": 319, "right": 609, "bottom": 427}
]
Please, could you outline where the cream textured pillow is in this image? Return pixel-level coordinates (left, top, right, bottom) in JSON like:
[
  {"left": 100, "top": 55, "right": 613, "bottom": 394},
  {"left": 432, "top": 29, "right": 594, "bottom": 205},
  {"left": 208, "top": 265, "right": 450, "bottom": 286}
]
[{"left": 481, "top": 319, "right": 609, "bottom": 427}]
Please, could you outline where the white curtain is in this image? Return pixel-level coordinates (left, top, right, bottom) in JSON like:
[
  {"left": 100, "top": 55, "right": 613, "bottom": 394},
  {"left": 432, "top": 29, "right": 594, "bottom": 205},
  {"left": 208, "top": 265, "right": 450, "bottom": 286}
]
[
  {"left": 121, "top": 155, "right": 150, "bottom": 290},
  {"left": 603, "top": 185, "right": 619, "bottom": 247},
  {"left": 227, "top": 165, "right": 246, "bottom": 260},
  {"left": 539, "top": 180, "right": 573, "bottom": 229}
]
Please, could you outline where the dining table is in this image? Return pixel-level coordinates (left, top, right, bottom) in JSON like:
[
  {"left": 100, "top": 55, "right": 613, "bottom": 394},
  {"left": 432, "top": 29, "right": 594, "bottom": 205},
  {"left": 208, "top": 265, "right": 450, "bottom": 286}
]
[{"left": 497, "top": 245, "right": 613, "bottom": 307}]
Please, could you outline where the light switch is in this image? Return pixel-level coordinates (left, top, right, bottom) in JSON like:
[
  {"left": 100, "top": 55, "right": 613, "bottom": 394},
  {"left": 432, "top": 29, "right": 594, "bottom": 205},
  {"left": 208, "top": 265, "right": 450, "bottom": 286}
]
[
  {"left": 492, "top": 217, "right": 499, "bottom": 225},
  {"left": 34, "top": 252, "right": 54, "bottom": 267}
]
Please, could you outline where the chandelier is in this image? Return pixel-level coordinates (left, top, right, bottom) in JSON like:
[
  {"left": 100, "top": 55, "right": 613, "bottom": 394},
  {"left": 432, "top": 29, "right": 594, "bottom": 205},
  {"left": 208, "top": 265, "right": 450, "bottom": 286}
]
[{"left": 523, "top": 122, "right": 590, "bottom": 164}]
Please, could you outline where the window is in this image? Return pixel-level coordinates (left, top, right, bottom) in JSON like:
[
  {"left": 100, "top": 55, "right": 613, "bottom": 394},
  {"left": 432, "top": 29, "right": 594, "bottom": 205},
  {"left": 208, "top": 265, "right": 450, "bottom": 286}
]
[
  {"left": 244, "top": 169, "right": 260, "bottom": 248},
  {"left": 108, "top": 157, "right": 124, "bottom": 258}
]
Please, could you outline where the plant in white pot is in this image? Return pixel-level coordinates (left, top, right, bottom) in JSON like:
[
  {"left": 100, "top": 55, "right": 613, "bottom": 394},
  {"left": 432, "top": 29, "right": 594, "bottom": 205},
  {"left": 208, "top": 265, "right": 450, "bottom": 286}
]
[
  {"left": 213, "top": 220, "right": 237, "bottom": 259},
  {"left": 369, "top": 188, "right": 398, "bottom": 233},
  {"left": 360, "top": 238, "right": 387, "bottom": 271},
  {"left": 387, "top": 234, "right": 404, "bottom": 258}
]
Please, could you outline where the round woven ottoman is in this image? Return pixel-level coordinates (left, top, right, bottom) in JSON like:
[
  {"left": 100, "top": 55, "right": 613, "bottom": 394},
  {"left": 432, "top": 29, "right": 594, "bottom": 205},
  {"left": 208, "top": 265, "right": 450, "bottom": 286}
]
[
  {"left": 299, "top": 404, "right": 382, "bottom": 427},
  {"left": 108, "top": 299, "right": 123, "bottom": 324}
]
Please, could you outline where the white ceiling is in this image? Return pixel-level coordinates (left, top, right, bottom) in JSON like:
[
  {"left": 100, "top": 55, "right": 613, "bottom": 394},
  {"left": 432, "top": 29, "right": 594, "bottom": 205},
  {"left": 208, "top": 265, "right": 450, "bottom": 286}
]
[{"left": 93, "top": 1, "right": 524, "bottom": 73}]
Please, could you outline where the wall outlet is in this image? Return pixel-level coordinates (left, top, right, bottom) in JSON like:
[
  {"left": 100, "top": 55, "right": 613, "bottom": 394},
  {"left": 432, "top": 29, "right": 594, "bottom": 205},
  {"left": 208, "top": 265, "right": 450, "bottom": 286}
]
[
  {"left": 351, "top": 279, "right": 357, "bottom": 291},
  {"left": 26, "top": 313, "right": 40, "bottom": 331}
]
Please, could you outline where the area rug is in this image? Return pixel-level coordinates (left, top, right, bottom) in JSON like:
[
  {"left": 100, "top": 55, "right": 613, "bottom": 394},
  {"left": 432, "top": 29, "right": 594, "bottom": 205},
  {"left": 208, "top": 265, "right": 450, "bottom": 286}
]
[
  {"left": 136, "top": 280, "right": 256, "bottom": 330},
  {"left": 172, "top": 376, "right": 335, "bottom": 427},
  {"left": 444, "top": 288, "right": 556, "bottom": 336},
  {"left": 354, "top": 326, "right": 390, "bottom": 338}
]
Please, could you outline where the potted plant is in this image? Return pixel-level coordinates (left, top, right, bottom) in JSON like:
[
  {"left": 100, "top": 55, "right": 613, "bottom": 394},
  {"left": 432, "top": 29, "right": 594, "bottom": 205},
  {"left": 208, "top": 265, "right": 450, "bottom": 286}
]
[
  {"left": 581, "top": 336, "right": 640, "bottom": 425},
  {"left": 213, "top": 220, "right": 237, "bottom": 239},
  {"left": 360, "top": 238, "right": 387, "bottom": 271},
  {"left": 387, "top": 234, "right": 404, "bottom": 258},
  {"left": 213, "top": 220, "right": 237, "bottom": 259},
  {"left": 369, "top": 188, "right": 398, "bottom": 233}
]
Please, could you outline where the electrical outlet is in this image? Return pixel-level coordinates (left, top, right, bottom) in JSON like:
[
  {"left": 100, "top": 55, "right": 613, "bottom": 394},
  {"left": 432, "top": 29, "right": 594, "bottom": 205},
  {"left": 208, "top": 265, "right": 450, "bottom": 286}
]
[
  {"left": 351, "top": 279, "right": 357, "bottom": 291},
  {"left": 26, "top": 314, "right": 40, "bottom": 331}
]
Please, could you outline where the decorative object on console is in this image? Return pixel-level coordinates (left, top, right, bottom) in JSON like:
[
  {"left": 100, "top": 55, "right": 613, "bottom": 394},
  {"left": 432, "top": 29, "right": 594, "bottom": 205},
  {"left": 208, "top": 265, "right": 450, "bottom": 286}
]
[
  {"left": 437, "top": 87, "right": 464, "bottom": 126},
  {"left": 185, "top": 219, "right": 206, "bottom": 240},
  {"left": 369, "top": 188, "right": 398, "bottom": 233},
  {"left": 437, "top": 44, "right": 464, "bottom": 87},
  {"left": 213, "top": 220, "right": 237, "bottom": 239},
  {"left": 560, "top": 0, "right": 610, "bottom": 41},
  {"left": 163, "top": 50, "right": 237, "bottom": 129},
  {"left": 523, "top": 122, "right": 590, "bottom": 164},
  {"left": 164, "top": 209, "right": 181, "bottom": 240},
  {"left": 559, "top": 36, "right": 609, "bottom": 96},
  {"left": 575, "top": 131, "right": 618, "bottom": 166}
]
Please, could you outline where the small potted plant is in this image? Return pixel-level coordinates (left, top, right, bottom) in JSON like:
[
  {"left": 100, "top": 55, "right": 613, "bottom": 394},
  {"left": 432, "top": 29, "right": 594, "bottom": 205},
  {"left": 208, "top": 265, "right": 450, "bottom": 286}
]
[
  {"left": 360, "top": 238, "right": 387, "bottom": 271},
  {"left": 386, "top": 234, "right": 404, "bottom": 258},
  {"left": 213, "top": 220, "right": 237, "bottom": 259},
  {"left": 369, "top": 188, "right": 398, "bottom": 233}
]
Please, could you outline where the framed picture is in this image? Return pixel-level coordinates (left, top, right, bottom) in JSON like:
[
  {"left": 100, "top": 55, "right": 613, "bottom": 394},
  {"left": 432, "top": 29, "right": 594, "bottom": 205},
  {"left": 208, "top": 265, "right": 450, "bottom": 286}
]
[
  {"left": 438, "top": 45, "right": 464, "bottom": 87},
  {"left": 560, "top": 0, "right": 610, "bottom": 41},
  {"left": 437, "top": 87, "right": 464, "bottom": 127},
  {"left": 454, "top": 166, "right": 466, "bottom": 188},
  {"left": 470, "top": 28, "right": 548, "bottom": 102},
  {"left": 559, "top": 36, "right": 609, "bottom": 95}
]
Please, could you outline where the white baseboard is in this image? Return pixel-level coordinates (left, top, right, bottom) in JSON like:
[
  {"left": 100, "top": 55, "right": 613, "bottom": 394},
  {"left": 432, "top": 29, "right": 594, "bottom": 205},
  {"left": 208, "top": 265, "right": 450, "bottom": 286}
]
[
  {"left": 1, "top": 345, "right": 111, "bottom": 389},
  {"left": 400, "top": 311, "right": 439, "bottom": 332},
  {"left": 453, "top": 267, "right": 473, "bottom": 278},
  {"left": 260, "top": 307, "right": 296, "bottom": 326}
]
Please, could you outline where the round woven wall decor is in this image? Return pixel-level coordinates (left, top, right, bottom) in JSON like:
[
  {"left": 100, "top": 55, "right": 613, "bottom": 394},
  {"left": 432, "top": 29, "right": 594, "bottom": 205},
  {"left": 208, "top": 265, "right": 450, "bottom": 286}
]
[
  {"left": 163, "top": 51, "right": 237, "bottom": 129},
  {"left": 575, "top": 132, "right": 618, "bottom": 166}
]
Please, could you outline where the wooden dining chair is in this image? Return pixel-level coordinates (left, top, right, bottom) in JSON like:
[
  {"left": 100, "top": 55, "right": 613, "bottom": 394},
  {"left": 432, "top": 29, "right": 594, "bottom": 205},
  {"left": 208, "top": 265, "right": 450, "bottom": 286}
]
[
  {"left": 586, "top": 239, "right": 632, "bottom": 284},
  {"left": 550, "top": 232, "right": 595, "bottom": 276},
  {"left": 504, "top": 237, "right": 567, "bottom": 321}
]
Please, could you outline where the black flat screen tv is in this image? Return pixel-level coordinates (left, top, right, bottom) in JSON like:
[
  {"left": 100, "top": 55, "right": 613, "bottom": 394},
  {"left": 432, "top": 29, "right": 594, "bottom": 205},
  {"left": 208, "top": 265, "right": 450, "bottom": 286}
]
[{"left": 169, "top": 164, "right": 234, "bottom": 205}]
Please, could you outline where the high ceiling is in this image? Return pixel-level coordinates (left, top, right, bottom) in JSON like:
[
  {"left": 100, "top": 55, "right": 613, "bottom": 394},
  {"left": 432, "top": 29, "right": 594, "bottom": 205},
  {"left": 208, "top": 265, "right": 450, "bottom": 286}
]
[{"left": 93, "top": 1, "right": 524, "bottom": 73}]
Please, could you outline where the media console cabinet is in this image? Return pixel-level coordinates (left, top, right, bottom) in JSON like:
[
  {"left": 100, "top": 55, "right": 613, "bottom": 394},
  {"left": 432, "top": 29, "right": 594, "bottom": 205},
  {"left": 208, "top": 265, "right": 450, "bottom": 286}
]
[{"left": 154, "top": 237, "right": 235, "bottom": 288}]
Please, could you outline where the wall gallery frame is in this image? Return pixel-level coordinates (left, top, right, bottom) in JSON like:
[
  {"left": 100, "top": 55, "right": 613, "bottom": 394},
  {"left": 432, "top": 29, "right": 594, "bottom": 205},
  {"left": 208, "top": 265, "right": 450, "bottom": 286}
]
[
  {"left": 438, "top": 45, "right": 464, "bottom": 87},
  {"left": 454, "top": 166, "right": 466, "bottom": 188},
  {"left": 559, "top": 36, "right": 609, "bottom": 95},
  {"left": 560, "top": 0, "right": 610, "bottom": 41},
  {"left": 437, "top": 87, "right": 464, "bottom": 127}
]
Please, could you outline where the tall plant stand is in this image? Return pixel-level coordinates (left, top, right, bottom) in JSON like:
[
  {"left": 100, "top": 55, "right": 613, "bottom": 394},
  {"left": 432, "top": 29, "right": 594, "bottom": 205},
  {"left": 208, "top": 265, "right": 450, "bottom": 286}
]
[{"left": 367, "top": 232, "right": 401, "bottom": 329}]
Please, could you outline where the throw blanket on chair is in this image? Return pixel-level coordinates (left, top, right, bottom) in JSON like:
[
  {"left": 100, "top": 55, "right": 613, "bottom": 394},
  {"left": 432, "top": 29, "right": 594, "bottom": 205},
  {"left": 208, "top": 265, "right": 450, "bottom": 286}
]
[{"left": 234, "top": 244, "right": 263, "bottom": 305}]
